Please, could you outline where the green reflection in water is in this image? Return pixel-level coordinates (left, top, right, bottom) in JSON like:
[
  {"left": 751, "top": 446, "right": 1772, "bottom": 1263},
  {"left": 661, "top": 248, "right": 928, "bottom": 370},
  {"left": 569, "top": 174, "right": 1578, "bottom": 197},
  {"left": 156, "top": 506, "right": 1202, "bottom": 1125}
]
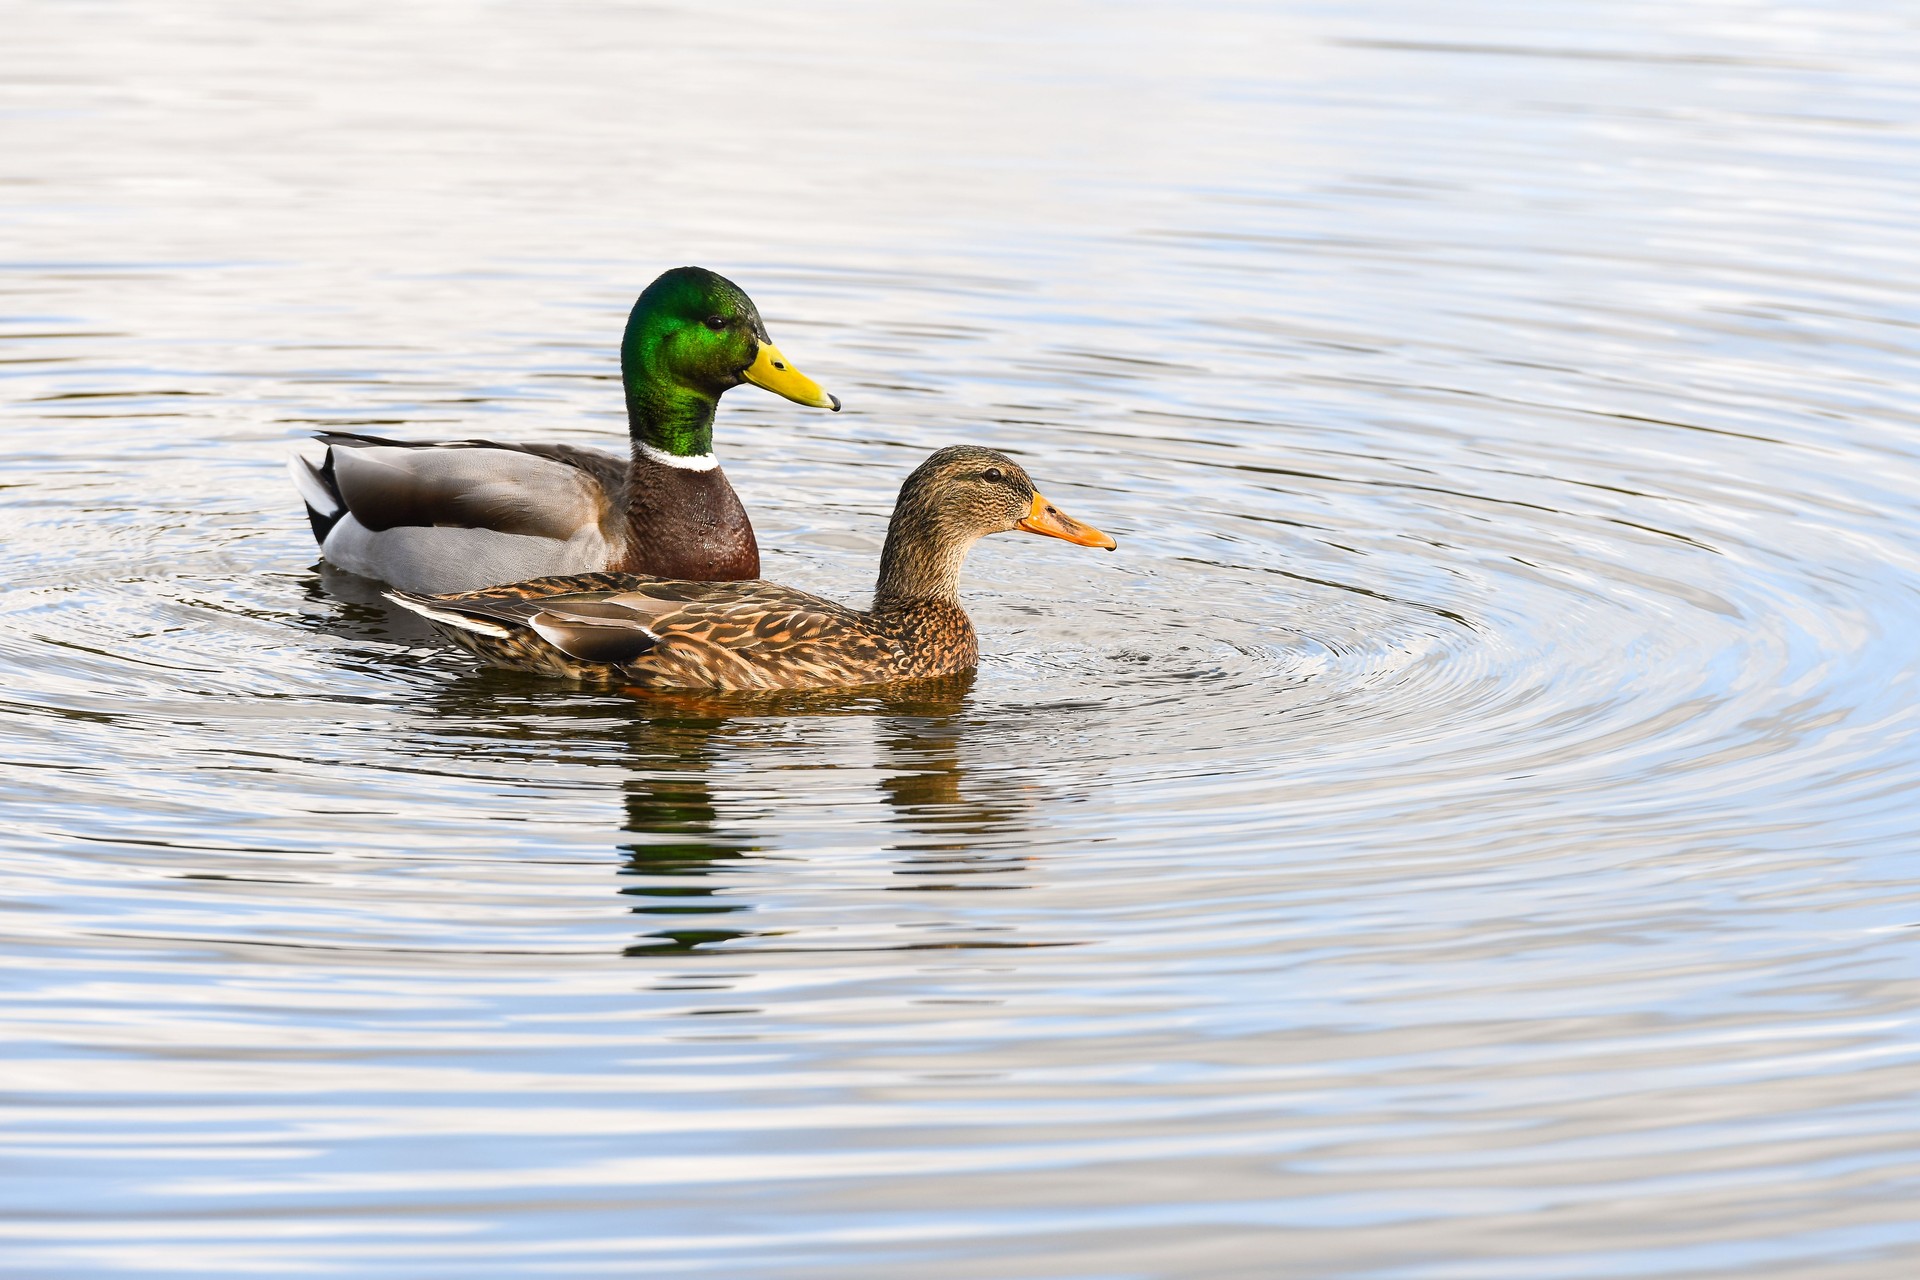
[{"left": 612, "top": 673, "right": 1014, "bottom": 953}]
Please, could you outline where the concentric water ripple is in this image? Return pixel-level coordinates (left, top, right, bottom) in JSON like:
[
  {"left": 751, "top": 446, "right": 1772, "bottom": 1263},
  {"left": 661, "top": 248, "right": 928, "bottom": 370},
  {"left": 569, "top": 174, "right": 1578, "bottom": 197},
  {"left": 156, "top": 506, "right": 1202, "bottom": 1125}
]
[{"left": 4, "top": 1, "right": 1920, "bottom": 1276}]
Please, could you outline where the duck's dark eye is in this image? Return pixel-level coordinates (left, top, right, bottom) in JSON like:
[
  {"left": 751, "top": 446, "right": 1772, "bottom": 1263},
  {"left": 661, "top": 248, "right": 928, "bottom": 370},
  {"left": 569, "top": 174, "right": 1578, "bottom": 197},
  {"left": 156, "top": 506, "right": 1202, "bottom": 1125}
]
[
  {"left": 703, "top": 315, "right": 728, "bottom": 331},
  {"left": 983, "top": 467, "right": 1004, "bottom": 482}
]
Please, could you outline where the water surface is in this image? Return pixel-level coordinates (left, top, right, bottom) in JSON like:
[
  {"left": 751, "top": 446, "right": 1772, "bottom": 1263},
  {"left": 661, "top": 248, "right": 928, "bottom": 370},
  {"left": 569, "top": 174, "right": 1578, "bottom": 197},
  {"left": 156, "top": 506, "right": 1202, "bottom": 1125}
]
[{"left": 4, "top": 1, "right": 1920, "bottom": 1275}]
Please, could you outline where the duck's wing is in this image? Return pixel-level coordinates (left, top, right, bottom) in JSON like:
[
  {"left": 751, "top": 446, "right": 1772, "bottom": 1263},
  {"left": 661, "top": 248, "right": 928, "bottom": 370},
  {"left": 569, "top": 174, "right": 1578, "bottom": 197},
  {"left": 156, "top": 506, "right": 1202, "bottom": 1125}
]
[
  {"left": 386, "top": 576, "right": 670, "bottom": 666},
  {"left": 580, "top": 579, "right": 896, "bottom": 687},
  {"left": 312, "top": 432, "right": 620, "bottom": 538},
  {"left": 390, "top": 575, "right": 877, "bottom": 678},
  {"left": 292, "top": 433, "right": 628, "bottom": 594}
]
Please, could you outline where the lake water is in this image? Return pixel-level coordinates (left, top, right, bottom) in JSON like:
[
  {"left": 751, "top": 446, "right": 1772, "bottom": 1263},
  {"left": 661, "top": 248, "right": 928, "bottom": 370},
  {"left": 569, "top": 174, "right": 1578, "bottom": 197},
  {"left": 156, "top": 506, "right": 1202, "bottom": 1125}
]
[{"left": 4, "top": 1, "right": 1920, "bottom": 1275}]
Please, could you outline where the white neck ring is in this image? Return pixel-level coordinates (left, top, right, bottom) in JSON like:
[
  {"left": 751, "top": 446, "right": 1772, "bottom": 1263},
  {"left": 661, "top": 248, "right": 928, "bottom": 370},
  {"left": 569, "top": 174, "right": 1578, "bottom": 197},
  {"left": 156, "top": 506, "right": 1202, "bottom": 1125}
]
[{"left": 636, "top": 442, "right": 719, "bottom": 472}]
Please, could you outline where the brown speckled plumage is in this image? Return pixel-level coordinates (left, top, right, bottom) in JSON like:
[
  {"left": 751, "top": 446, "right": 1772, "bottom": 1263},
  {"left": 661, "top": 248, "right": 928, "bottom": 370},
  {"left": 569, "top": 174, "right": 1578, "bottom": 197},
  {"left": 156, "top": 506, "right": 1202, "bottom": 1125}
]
[{"left": 389, "top": 447, "right": 1115, "bottom": 692}]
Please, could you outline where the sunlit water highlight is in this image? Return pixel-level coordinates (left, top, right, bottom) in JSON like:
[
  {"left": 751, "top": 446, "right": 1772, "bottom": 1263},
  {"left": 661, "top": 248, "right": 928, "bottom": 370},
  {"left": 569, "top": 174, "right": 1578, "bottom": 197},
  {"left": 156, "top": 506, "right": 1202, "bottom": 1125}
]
[{"left": 4, "top": 1, "right": 1920, "bottom": 1275}]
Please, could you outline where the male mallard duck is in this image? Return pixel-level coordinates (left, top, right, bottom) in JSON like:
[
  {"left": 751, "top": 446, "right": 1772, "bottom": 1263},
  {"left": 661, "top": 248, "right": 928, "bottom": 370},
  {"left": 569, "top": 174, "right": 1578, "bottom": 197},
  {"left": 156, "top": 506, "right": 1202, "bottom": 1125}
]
[
  {"left": 387, "top": 446, "right": 1115, "bottom": 691},
  {"left": 289, "top": 267, "right": 839, "bottom": 595}
]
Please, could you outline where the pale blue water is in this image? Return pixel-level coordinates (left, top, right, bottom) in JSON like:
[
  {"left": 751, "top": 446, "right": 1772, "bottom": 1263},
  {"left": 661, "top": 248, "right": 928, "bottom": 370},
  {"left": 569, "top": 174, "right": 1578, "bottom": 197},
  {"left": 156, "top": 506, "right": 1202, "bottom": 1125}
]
[{"left": 3, "top": 1, "right": 1920, "bottom": 1275}]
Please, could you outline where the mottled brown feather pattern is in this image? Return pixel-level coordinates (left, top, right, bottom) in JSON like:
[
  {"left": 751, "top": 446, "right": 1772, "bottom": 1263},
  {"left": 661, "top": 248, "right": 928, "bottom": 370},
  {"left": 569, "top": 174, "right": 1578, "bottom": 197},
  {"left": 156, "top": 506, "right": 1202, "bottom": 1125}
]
[{"left": 400, "top": 573, "right": 942, "bottom": 690}]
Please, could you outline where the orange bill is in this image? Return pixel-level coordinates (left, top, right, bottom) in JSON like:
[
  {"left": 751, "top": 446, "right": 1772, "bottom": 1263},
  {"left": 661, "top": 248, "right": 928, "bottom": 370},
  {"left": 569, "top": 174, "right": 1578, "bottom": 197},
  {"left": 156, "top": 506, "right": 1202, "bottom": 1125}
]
[{"left": 1015, "top": 491, "right": 1116, "bottom": 550}]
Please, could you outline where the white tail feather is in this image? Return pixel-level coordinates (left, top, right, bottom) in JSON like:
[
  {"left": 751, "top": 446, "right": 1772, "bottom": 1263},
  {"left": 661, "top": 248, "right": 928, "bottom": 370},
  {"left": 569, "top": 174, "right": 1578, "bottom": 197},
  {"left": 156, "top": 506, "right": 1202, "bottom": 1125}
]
[
  {"left": 287, "top": 451, "right": 341, "bottom": 517},
  {"left": 383, "top": 593, "right": 514, "bottom": 637}
]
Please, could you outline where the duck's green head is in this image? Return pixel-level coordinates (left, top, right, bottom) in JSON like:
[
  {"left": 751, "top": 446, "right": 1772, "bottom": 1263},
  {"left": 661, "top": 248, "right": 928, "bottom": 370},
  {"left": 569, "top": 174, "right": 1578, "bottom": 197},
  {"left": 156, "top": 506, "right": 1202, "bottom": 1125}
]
[{"left": 620, "top": 266, "right": 839, "bottom": 458}]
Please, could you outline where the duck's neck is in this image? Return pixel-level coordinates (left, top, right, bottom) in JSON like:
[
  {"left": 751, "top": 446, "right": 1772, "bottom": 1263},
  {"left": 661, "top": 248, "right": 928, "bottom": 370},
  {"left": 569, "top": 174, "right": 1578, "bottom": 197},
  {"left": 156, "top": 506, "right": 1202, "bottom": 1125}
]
[
  {"left": 625, "top": 381, "right": 720, "bottom": 463},
  {"left": 869, "top": 522, "right": 979, "bottom": 674},
  {"left": 616, "top": 352, "right": 756, "bottom": 580},
  {"left": 620, "top": 297, "right": 724, "bottom": 461},
  {"left": 872, "top": 518, "right": 976, "bottom": 614}
]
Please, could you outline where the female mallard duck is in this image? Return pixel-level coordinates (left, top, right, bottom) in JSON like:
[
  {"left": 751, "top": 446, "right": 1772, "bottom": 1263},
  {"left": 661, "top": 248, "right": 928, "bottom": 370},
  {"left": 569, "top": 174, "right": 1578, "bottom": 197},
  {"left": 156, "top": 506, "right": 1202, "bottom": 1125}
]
[
  {"left": 289, "top": 266, "right": 839, "bottom": 595},
  {"left": 387, "top": 446, "right": 1115, "bottom": 691}
]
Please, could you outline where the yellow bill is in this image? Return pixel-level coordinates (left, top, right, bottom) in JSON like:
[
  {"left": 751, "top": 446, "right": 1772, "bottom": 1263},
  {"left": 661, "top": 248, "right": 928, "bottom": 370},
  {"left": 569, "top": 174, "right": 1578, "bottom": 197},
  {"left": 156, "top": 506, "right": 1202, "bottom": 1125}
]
[{"left": 743, "top": 342, "right": 840, "bottom": 411}]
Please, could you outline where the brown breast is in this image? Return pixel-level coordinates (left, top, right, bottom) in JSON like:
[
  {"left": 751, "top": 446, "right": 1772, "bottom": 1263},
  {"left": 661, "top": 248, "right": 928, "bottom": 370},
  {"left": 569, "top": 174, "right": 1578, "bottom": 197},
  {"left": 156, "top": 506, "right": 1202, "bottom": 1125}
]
[
  {"left": 872, "top": 598, "right": 979, "bottom": 680},
  {"left": 612, "top": 462, "right": 760, "bottom": 581}
]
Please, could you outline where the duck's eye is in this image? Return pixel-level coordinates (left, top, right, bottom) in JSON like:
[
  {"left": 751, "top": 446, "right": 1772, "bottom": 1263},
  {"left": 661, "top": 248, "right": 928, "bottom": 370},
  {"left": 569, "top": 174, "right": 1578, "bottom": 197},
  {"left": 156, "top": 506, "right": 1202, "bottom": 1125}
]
[
  {"left": 983, "top": 467, "right": 1004, "bottom": 482},
  {"left": 703, "top": 315, "right": 728, "bottom": 331}
]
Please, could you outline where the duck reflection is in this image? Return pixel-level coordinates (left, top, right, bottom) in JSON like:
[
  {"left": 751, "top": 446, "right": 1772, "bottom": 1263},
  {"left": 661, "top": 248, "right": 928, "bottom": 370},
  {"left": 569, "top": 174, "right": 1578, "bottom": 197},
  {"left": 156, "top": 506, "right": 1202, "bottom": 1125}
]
[
  {"left": 613, "top": 671, "right": 1037, "bottom": 954},
  {"left": 870, "top": 677, "right": 1040, "bottom": 894},
  {"left": 617, "top": 714, "right": 758, "bottom": 955},
  {"left": 303, "top": 563, "right": 439, "bottom": 638},
  {"left": 311, "top": 576, "right": 1038, "bottom": 958}
]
